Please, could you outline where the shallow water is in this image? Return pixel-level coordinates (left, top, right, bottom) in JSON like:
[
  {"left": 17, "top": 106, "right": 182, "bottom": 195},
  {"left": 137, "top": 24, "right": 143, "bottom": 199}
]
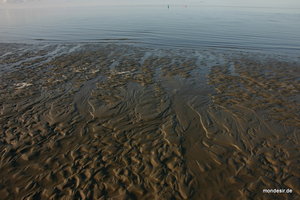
[{"left": 0, "top": 1, "right": 300, "bottom": 54}]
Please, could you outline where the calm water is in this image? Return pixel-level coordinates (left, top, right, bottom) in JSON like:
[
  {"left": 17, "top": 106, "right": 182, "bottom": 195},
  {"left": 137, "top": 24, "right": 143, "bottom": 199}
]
[{"left": 1, "top": 1, "right": 300, "bottom": 53}]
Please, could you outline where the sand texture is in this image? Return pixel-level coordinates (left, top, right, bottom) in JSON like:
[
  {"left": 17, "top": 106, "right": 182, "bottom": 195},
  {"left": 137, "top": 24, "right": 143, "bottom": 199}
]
[{"left": 0, "top": 44, "right": 299, "bottom": 200}]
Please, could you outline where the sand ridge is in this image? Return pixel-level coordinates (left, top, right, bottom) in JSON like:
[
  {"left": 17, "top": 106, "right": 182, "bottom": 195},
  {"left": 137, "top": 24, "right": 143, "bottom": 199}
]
[{"left": 0, "top": 43, "right": 299, "bottom": 199}]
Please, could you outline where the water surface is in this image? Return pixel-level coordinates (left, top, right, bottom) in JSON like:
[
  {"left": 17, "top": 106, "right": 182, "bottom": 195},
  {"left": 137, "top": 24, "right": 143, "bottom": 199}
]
[{"left": 1, "top": 1, "right": 300, "bottom": 53}]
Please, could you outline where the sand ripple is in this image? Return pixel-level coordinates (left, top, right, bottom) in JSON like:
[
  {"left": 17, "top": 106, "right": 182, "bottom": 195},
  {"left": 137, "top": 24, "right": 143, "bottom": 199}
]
[{"left": 0, "top": 44, "right": 299, "bottom": 199}]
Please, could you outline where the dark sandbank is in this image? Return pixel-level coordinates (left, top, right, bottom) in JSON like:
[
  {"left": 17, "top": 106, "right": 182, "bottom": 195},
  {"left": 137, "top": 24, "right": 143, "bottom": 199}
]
[{"left": 0, "top": 43, "right": 299, "bottom": 199}]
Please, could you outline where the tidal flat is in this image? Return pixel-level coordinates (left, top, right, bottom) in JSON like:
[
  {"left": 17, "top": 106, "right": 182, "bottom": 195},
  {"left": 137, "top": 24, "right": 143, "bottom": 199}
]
[{"left": 0, "top": 43, "right": 299, "bottom": 199}]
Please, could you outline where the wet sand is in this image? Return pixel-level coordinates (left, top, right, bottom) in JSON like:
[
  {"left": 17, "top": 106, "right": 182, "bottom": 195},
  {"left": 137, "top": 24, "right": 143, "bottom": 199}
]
[{"left": 0, "top": 43, "right": 299, "bottom": 199}]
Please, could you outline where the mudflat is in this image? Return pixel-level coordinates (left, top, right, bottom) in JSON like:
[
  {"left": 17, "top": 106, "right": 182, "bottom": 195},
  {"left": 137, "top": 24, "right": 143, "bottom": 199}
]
[{"left": 0, "top": 43, "right": 299, "bottom": 199}]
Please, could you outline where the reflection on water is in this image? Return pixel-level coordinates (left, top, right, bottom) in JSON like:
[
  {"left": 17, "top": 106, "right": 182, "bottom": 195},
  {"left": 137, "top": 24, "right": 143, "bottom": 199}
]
[{"left": 0, "top": 0, "right": 300, "bottom": 53}]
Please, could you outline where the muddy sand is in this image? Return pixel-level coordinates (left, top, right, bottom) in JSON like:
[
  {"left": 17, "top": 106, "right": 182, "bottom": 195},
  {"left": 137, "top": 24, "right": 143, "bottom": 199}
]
[{"left": 0, "top": 43, "right": 299, "bottom": 200}]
